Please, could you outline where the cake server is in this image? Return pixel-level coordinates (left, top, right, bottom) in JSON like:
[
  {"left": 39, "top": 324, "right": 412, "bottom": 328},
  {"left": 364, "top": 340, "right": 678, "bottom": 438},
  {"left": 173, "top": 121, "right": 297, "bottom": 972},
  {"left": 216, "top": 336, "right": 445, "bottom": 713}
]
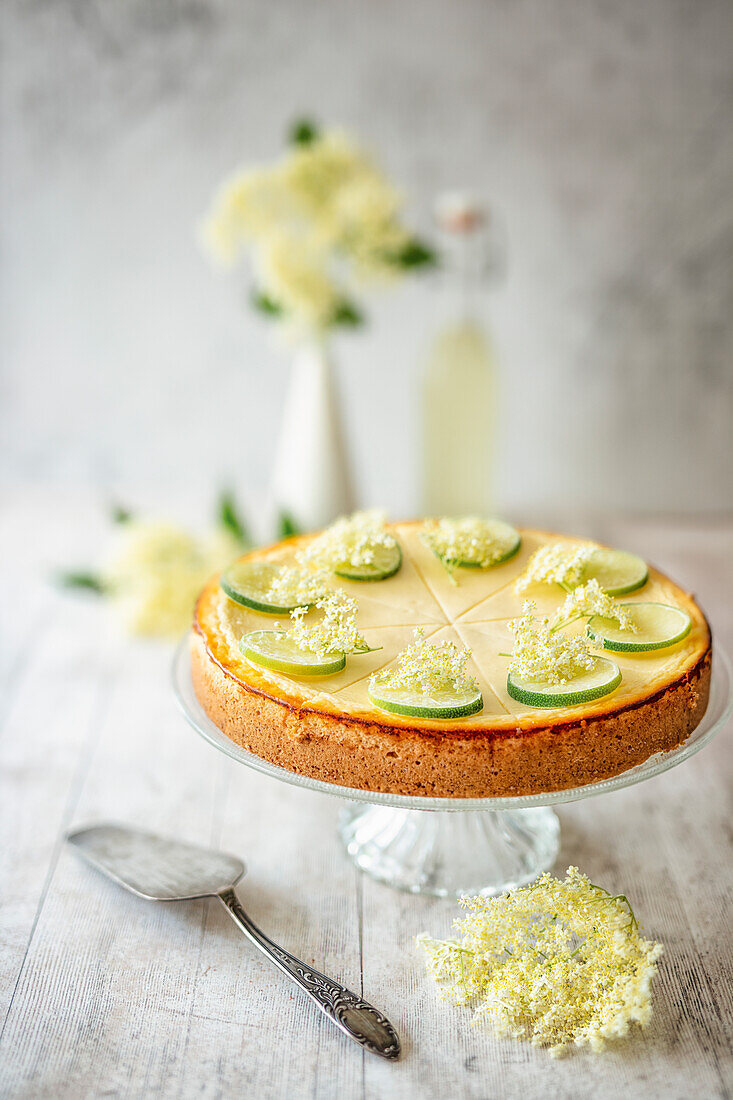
[{"left": 66, "top": 822, "right": 400, "bottom": 1060}]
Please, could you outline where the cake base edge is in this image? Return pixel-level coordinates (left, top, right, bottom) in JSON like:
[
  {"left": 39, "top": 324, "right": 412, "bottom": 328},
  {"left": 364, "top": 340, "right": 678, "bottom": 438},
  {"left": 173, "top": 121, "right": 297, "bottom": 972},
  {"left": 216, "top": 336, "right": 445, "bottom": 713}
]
[{"left": 189, "top": 630, "right": 712, "bottom": 799}]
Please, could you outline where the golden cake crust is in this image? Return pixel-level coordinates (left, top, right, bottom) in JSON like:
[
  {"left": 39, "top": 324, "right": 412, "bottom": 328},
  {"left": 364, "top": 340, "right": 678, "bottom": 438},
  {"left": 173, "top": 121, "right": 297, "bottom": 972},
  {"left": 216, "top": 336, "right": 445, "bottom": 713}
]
[{"left": 190, "top": 526, "right": 712, "bottom": 798}]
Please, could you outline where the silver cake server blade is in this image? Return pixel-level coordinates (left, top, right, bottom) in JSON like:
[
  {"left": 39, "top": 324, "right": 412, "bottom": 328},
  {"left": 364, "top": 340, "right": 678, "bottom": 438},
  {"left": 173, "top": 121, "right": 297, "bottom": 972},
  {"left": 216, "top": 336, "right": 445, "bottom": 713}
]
[
  {"left": 68, "top": 823, "right": 245, "bottom": 899},
  {"left": 67, "top": 822, "right": 400, "bottom": 1060}
]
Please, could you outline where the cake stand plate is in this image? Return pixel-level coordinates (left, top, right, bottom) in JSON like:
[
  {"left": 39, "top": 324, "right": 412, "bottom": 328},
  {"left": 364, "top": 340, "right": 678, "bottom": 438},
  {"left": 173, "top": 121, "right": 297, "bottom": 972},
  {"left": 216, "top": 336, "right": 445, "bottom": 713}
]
[{"left": 173, "top": 644, "right": 732, "bottom": 898}]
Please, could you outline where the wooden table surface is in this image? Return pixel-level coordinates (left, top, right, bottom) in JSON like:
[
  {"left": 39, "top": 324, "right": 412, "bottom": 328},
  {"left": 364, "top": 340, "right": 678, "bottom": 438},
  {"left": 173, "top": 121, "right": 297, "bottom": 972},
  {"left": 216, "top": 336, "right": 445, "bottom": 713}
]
[{"left": 1, "top": 493, "right": 732, "bottom": 1100}]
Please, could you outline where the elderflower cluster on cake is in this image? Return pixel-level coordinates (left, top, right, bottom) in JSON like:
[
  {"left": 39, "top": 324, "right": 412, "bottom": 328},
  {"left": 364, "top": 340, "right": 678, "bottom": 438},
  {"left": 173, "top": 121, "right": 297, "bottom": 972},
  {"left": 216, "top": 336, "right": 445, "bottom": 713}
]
[
  {"left": 202, "top": 121, "right": 434, "bottom": 335},
  {"left": 370, "top": 628, "right": 477, "bottom": 698},
  {"left": 266, "top": 563, "right": 330, "bottom": 608},
  {"left": 298, "top": 510, "right": 397, "bottom": 571},
  {"left": 508, "top": 601, "right": 600, "bottom": 685},
  {"left": 552, "top": 579, "right": 636, "bottom": 633},
  {"left": 288, "top": 591, "right": 370, "bottom": 656},
  {"left": 422, "top": 517, "right": 519, "bottom": 579},
  {"left": 417, "top": 867, "right": 663, "bottom": 1056},
  {"left": 516, "top": 543, "right": 596, "bottom": 593}
]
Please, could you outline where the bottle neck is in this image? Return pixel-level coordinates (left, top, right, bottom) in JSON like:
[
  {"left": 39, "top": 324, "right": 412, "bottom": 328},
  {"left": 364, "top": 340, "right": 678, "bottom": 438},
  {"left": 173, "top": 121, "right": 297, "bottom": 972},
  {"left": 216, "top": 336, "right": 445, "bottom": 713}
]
[{"left": 438, "top": 232, "right": 488, "bottom": 325}]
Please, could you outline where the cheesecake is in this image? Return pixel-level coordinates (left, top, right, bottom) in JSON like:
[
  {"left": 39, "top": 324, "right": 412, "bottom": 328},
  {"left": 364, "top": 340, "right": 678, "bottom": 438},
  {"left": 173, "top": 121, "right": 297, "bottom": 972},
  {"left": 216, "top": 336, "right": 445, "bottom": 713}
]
[{"left": 190, "top": 523, "right": 711, "bottom": 798}]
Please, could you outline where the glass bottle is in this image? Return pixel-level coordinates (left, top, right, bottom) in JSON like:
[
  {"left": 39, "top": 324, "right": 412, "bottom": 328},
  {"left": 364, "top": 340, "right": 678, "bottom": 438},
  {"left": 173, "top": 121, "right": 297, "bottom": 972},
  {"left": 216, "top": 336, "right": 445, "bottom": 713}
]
[{"left": 421, "top": 194, "right": 500, "bottom": 516}]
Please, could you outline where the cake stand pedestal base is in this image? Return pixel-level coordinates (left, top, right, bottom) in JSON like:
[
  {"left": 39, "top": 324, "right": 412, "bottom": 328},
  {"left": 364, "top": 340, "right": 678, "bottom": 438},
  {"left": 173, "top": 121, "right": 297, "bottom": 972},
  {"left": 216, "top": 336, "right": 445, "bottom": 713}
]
[{"left": 338, "top": 805, "right": 560, "bottom": 898}]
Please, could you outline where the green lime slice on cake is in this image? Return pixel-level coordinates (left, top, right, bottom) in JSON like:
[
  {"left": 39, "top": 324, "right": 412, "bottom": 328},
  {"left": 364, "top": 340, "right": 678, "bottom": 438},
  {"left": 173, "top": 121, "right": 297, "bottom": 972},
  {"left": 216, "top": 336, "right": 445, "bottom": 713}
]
[
  {"left": 334, "top": 542, "right": 402, "bottom": 582},
  {"left": 423, "top": 518, "right": 521, "bottom": 575},
  {"left": 454, "top": 521, "right": 521, "bottom": 569},
  {"left": 582, "top": 549, "right": 648, "bottom": 596},
  {"left": 587, "top": 602, "right": 692, "bottom": 652},
  {"left": 368, "top": 682, "right": 484, "bottom": 720},
  {"left": 507, "top": 658, "right": 621, "bottom": 709},
  {"left": 221, "top": 561, "right": 321, "bottom": 615},
  {"left": 239, "top": 631, "right": 346, "bottom": 676}
]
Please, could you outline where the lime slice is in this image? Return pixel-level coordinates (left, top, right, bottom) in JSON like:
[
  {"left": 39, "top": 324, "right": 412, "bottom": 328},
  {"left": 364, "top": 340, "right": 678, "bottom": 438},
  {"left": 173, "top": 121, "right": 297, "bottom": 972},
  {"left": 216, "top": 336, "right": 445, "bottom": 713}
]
[
  {"left": 221, "top": 561, "right": 320, "bottom": 614},
  {"left": 424, "top": 519, "right": 521, "bottom": 574},
  {"left": 334, "top": 542, "right": 402, "bottom": 582},
  {"left": 582, "top": 548, "right": 648, "bottom": 596},
  {"left": 587, "top": 602, "right": 692, "bottom": 652},
  {"left": 507, "top": 658, "right": 621, "bottom": 709},
  {"left": 239, "top": 631, "right": 346, "bottom": 676},
  {"left": 455, "top": 521, "right": 522, "bottom": 568},
  {"left": 368, "top": 682, "right": 483, "bottom": 720}
]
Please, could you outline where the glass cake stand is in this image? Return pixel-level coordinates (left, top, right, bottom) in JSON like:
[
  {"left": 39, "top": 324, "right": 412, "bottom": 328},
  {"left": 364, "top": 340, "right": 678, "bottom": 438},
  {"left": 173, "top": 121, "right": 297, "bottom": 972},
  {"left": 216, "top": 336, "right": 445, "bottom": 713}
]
[{"left": 173, "top": 643, "right": 732, "bottom": 898}]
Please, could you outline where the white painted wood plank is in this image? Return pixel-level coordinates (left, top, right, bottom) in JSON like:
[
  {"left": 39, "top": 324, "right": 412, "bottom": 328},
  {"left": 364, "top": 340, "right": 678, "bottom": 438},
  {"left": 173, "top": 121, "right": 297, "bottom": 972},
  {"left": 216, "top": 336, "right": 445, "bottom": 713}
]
[
  {"left": 0, "top": 643, "right": 223, "bottom": 1097},
  {"left": 167, "top": 772, "right": 366, "bottom": 1100},
  {"left": 0, "top": 595, "right": 120, "bottom": 1025}
]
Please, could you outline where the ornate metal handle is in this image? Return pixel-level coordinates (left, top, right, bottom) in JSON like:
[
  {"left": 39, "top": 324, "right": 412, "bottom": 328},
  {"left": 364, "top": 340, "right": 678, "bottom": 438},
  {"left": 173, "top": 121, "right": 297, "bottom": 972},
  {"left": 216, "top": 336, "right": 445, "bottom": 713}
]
[{"left": 217, "top": 888, "right": 400, "bottom": 1059}]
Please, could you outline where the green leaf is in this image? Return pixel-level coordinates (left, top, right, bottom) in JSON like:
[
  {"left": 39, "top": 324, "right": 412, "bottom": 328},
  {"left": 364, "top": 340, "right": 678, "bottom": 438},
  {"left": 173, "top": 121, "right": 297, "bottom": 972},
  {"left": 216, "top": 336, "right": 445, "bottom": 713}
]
[
  {"left": 278, "top": 511, "right": 301, "bottom": 539},
  {"left": 387, "top": 238, "right": 438, "bottom": 269},
  {"left": 57, "top": 571, "right": 106, "bottom": 594},
  {"left": 288, "top": 118, "right": 319, "bottom": 146},
  {"left": 251, "top": 288, "right": 284, "bottom": 317},
  {"left": 331, "top": 298, "right": 364, "bottom": 327},
  {"left": 218, "top": 490, "right": 251, "bottom": 547},
  {"left": 253, "top": 289, "right": 363, "bottom": 329},
  {"left": 111, "top": 504, "right": 133, "bottom": 524}
]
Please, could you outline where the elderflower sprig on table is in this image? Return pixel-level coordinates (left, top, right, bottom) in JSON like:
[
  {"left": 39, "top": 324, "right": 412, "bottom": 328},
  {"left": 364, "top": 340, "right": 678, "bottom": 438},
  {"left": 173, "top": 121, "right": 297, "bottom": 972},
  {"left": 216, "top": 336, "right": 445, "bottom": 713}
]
[
  {"left": 421, "top": 517, "right": 518, "bottom": 583},
  {"left": 516, "top": 542, "right": 596, "bottom": 594},
  {"left": 369, "top": 628, "right": 478, "bottom": 698},
  {"left": 60, "top": 494, "right": 251, "bottom": 639},
  {"left": 507, "top": 602, "right": 599, "bottom": 685},
  {"left": 552, "top": 580, "right": 636, "bottom": 633},
  {"left": 287, "top": 591, "right": 373, "bottom": 656},
  {"left": 417, "top": 866, "right": 663, "bottom": 1057},
  {"left": 102, "top": 523, "right": 244, "bottom": 639},
  {"left": 297, "top": 510, "right": 397, "bottom": 572}
]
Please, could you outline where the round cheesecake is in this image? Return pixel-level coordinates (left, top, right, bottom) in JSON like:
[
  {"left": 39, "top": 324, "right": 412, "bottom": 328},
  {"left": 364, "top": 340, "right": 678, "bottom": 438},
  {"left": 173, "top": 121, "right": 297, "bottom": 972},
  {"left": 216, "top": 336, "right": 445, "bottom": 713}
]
[{"left": 190, "top": 523, "right": 712, "bottom": 798}]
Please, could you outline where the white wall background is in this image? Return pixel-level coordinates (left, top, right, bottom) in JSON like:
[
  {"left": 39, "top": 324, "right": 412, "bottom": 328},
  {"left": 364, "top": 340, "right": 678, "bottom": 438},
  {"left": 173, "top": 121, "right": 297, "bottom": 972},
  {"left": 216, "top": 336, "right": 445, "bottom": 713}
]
[{"left": 2, "top": 0, "right": 732, "bottom": 528}]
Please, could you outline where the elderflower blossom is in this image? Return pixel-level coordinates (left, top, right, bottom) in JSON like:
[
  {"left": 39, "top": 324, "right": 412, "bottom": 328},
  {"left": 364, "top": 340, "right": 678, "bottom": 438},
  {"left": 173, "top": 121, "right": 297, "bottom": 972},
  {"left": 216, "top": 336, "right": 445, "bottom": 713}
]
[
  {"left": 370, "top": 628, "right": 478, "bottom": 698},
  {"left": 516, "top": 542, "right": 596, "bottom": 593},
  {"left": 417, "top": 866, "right": 663, "bottom": 1056},
  {"left": 288, "top": 591, "right": 370, "bottom": 656},
  {"left": 298, "top": 510, "right": 397, "bottom": 571},
  {"left": 330, "top": 174, "right": 410, "bottom": 279},
  {"left": 508, "top": 602, "right": 598, "bottom": 685},
  {"left": 258, "top": 231, "right": 340, "bottom": 332},
  {"left": 266, "top": 564, "right": 330, "bottom": 607},
  {"left": 552, "top": 580, "right": 636, "bottom": 633},
  {"left": 201, "top": 126, "right": 427, "bottom": 333},
  {"left": 104, "top": 522, "right": 242, "bottom": 638},
  {"left": 280, "top": 130, "right": 410, "bottom": 278},
  {"left": 201, "top": 167, "right": 292, "bottom": 265},
  {"left": 422, "top": 517, "right": 518, "bottom": 579}
]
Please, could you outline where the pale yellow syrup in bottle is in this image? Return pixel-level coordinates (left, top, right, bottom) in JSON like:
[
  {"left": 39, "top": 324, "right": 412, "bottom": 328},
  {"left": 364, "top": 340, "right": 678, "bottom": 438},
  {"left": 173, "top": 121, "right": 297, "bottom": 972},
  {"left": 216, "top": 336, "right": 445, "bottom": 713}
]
[{"left": 421, "top": 194, "right": 499, "bottom": 516}]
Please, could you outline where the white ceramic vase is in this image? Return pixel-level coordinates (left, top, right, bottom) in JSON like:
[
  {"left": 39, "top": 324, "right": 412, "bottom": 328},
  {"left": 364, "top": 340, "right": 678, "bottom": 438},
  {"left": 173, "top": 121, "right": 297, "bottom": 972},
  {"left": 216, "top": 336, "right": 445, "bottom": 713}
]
[{"left": 270, "top": 342, "right": 355, "bottom": 532}]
